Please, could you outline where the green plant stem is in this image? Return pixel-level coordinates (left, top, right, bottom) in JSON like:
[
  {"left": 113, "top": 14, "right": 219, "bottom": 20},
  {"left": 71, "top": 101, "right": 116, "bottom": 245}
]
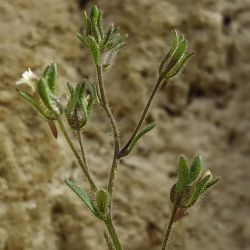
[
  {"left": 105, "top": 216, "right": 122, "bottom": 250},
  {"left": 96, "top": 65, "right": 120, "bottom": 198},
  {"left": 161, "top": 193, "right": 183, "bottom": 250},
  {"left": 58, "top": 118, "right": 97, "bottom": 193},
  {"left": 77, "top": 129, "right": 89, "bottom": 170},
  {"left": 161, "top": 203, "right": 179, "bottom": 250},
  {"left": 119, "top": 76, "right": 164, "bottom": 157}
]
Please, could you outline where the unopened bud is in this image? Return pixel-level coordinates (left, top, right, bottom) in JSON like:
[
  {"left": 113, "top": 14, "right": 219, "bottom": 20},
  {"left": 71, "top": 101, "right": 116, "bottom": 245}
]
[{"left": 96, "top": 189, "right": 109, "bottom": 215}]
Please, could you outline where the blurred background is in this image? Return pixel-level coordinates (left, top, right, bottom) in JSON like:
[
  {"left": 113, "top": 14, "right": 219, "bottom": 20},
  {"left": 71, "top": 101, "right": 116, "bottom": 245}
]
[{"left": 0, "top": 0, "right": 250, "bottom": 249}]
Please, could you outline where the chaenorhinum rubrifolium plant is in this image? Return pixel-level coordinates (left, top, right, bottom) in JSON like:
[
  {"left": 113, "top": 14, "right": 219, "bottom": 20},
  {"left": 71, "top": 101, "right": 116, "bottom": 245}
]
[{"left": 16, "top": 5, "right": 219, "bottom": 250}]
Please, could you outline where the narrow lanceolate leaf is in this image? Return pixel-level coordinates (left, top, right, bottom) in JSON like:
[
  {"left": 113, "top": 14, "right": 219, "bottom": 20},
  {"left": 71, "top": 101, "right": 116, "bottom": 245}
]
[
  {"left": 43, "top": 63, "right": 57, "bottom": 94},
  {"left": 76, "top": 33, "right": 89, "bottom": 47},
  {"left": 186, "top": 183, "right": 203, "bottom": 207},
  {"left": 186, "top": 174, "right": 211, "bottom": 207},
  {"left": 177, "top": 156, "right": 189, "bottom": 193},
  {"left": 38, "top": 78, "right": 60, "bottom": 115},
  {"left": 102, "top": 24, "right": 114, "bottom": 49},
  {"left": 88, "top": 36, "right": 100, "bottom": 66},
  {"left": 189, "top": 154, "right": 202, "bottom": 184},
  {"left": 18, "top": 91, "right": 56, "bottom": 120},
  {"left": 65, "top": 179, "right": 99, "bottom": 218},
  {"left": 121, "top": 123, "right": 156, "bottom": 157},
  {"left": 82, "top": 11, "right": 89, "bottom": 32},
  {"left": 90, "top": 5, "right": 101, "bottom": 43},
  {"left": 84, "top": 79, "right": 100, "bottom": 104},
  {"left": 159, "top": 30, "right": 179, "bottom": 74},
  {"left": 97, "top": 10, "right": 104, "bottom": 39},
  {"left": 203, "top": 178, "right": 219, "bottom": 192},
  {"left": 90, "top": 5, "right": 99, "bottom": 23}
]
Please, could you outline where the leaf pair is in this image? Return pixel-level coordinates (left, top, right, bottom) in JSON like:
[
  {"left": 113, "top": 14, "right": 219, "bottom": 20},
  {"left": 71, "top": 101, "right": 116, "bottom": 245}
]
[
  {"left": 65, "top": 179, "right": 110, "bottom": 220},
  {"left": 17, "top": 63, "right": 62, "bottom": 120},
  {"left": 159, "top": 30, "right": 194, "bottom": 81},
  {"left": 65, "top": 80, "right": 97, "bottom": 130}
]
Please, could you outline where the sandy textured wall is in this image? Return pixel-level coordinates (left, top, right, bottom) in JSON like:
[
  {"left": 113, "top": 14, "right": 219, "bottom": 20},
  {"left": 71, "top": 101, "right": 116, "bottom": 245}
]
[{"left": 0, "top": 0, "right": 250, "bottom": 249}]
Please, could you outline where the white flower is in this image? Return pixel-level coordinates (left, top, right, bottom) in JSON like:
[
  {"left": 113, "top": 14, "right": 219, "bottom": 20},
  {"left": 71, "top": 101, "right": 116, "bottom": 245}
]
[{"left": 16, "top": 68, "right": 38, "bottom": 94}]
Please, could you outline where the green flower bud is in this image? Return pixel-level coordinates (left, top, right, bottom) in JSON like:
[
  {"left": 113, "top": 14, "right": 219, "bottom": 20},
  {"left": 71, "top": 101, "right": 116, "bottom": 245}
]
[
  {"left": 96, "top": 189, "right": 110, "bottom": 215},
  {"left": 159, "top": 30, "right": 194, "bottom": 80},
  {"left": 65, "top": 81, "right": 96, "bottom": 130},
  {"left": 77, "top": 5, "right": 127, "bottom": 69},
  {"left": 170, "top": 155, "right": 219, "bottom": 209}
]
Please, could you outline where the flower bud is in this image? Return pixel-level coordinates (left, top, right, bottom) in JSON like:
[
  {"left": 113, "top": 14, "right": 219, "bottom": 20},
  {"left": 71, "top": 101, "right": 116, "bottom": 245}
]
[
  {"left": 159, "top": 30, "right": 194, "bottom": 80},
  {"left": 170, "top": 155, "right": 219, "bottom": 209},
  {"left": 95, "top": 189, "right": 109, "bottom": 215},
  {"left": 65, "top": 81, "right": 96, "bottom": 130}
]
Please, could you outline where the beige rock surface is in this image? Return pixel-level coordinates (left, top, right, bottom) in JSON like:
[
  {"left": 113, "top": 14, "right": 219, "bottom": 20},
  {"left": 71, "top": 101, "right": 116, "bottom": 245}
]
[{"left": 0, "top": 0, "right": 250, "bottom": 249}]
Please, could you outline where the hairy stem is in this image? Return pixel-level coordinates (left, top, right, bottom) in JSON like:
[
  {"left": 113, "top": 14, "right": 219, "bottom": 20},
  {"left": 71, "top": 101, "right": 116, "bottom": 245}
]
[
  {"left": 96, "top": 65, "right": 120, "bottom": 198},
  {"left": 161, "top": 203, "right": 179, "bottom": 250},
  {"left": 58, "top": 118, "right": 97, "bottom": 193},
  {"left": 161, "top": 194, "right": 183, "bottom": 250},
  {"left": 105, "top": 216, "right": 123, "bottom": 250},
  {"left": 119, "top": 76, "right": 164, "bottom": 157},
  {"left": 77, "top": 129, "right": 89, "bottom": 170}
]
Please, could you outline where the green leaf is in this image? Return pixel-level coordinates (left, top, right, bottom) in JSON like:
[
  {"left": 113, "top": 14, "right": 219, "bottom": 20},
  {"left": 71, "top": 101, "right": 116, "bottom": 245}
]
[
  {"left": 97, "top": 10, "right": 104, "bottom": 39},
  {"left": 38, "top": 78, "right": 61, "bottom": 115},
  {"left": 177, "top": 156, "right": 189, "bottom": 193},
  {"left": 84, "top": 79, "right": 100, "bottom": 104},
  {"left": 203, "top": 178, "right": 219, "bottom": 192},
  {"left": 65, "top": 179, "right": 99, "bottom": 218},
  {"left": 159, "top": 30, "right": 179, "bottom": 74},
  {"left": 83, "top": 11, "right": 90, "bottom": 34},
  {"left": 67, "top": 82, "right": 74, "bottom": 96},
  {"left": 76, "top": 32, "right": 89, "bottom": 47},
  {"left": 189, "top": 154, "right": 202, "bottom": 184},
  {"left": 88, "top": 36, "right": 100, "bottom": 66},
  {"left": 18, "top": 91, "right": 56, "bottom": 120},
  {"left": 43, "top": 63, "right": 57, "bottom": 94},
  {"left": 121, "top": 123, "right": 156, "bottom": 157},
  {"left": 102, "top": 24, "right": 114, "bottom": 49},
  {"left": 171, "top": 36, "right": 187, "bottom": 65},
  {"left": 90, "top": 5, "right": 99, "bottom": 22},
  {"left": 186, "top": 174, "right": 211, "bottom": 207},
  {"left": 90, "top": 5, "right": 101, "bottom": 43}
]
